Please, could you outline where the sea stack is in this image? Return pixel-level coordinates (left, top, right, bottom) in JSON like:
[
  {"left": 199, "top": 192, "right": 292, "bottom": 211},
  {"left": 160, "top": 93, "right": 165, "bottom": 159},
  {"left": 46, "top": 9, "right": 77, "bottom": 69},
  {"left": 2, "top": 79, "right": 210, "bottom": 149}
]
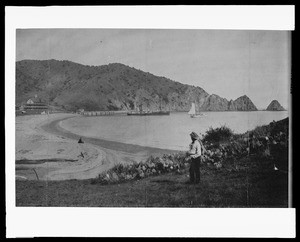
[
  {"left": 231, "top": 95, "right": 258, "bottom": 111},
  {"left": 266, "top": 100, "right": 286, "bottom": 111}
]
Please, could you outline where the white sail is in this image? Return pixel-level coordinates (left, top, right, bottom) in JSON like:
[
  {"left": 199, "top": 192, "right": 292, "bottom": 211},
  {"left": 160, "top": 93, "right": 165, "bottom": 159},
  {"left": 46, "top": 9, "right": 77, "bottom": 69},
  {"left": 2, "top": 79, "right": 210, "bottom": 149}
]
[{"left": 188, "top": 103, "right": 196, "bottom": 115}]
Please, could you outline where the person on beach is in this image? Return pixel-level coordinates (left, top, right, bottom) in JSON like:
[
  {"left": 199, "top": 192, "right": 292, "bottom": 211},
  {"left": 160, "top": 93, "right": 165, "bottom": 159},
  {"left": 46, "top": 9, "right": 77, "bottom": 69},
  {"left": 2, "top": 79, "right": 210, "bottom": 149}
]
[
  {"left": 186, "top": 132, "right": 202, "bottom": 184},
  {"left": 78, "top": 137, "right": 85, "bottom": 158}
]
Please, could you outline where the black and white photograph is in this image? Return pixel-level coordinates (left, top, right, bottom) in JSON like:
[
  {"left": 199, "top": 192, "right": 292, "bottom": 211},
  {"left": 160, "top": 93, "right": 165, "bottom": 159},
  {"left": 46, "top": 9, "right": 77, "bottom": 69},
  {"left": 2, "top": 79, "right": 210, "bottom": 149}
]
[{"left": 5, "top": 6, "right": 295, "bottom": 238}]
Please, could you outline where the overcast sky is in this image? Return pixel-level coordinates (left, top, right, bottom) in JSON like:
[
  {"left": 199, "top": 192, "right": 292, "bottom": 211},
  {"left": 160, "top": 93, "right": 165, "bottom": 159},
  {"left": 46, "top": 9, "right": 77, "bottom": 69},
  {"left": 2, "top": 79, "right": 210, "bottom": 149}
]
[{"left": 16, "top": 29, "right": 290, "bottom": 109}]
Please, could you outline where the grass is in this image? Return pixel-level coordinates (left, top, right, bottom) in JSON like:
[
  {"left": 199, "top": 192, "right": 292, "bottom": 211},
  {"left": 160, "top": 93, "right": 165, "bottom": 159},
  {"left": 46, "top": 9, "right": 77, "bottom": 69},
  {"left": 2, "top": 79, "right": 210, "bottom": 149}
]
[{"left": 16, "top": 155, "right": 288, "bottom": 207}]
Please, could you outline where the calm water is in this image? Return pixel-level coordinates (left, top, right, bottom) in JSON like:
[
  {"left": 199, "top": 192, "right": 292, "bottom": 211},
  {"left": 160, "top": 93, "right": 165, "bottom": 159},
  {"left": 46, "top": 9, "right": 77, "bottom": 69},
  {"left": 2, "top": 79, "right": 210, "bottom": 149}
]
[{"left": 60, "top": 111, "right": 289, "bottom": 151}]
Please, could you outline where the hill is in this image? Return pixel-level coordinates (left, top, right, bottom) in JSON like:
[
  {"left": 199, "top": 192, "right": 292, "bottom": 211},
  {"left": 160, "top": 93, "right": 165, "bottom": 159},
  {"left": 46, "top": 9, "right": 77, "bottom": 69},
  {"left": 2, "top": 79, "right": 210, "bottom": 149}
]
[
  {"left": 16, "top": 59, "right": 258, "bottom": 112},
  {"left": 266, "top": 100, "right": 286, "bottom": 111}
]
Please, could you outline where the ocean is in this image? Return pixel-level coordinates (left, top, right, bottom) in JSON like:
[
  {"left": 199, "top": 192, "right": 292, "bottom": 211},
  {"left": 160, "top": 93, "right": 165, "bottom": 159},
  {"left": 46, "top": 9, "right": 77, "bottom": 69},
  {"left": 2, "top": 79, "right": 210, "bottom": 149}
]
[{"left": 60, "top": 111, "right": 289, "bottom": 151}]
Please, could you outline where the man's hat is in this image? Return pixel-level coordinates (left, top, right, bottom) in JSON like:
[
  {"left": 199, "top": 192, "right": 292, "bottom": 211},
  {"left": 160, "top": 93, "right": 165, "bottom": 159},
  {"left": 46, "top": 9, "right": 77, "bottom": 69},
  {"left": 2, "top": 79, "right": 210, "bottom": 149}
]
[{"left": 190, "top": 132, "right": 200, "bottom": 140}]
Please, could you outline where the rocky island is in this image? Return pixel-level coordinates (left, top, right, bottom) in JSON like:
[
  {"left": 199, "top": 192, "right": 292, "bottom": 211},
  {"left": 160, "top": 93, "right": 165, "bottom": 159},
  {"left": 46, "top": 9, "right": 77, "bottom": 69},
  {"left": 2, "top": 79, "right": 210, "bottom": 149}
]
[{"left": 266, "top": 100, "right": 286, "bottom": 111}]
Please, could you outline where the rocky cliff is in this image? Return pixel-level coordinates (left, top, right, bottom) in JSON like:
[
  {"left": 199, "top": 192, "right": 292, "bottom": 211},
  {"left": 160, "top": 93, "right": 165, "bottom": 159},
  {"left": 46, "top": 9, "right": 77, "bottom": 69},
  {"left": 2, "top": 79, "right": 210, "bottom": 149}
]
[
  {"left": 200, "top": 94, "right": 230, "bottom": 111},
  {"left": 232, "top": 95, "right": 258, "bottom": 111},
  {"left": 16, "top": 59, "right": 258, "bottom": 112},
  {"left": 199, "top": 94, "right": 257, "bottom": 112},
  {"left": 266, "top": 100, "right": 286, "bottom": 111}
]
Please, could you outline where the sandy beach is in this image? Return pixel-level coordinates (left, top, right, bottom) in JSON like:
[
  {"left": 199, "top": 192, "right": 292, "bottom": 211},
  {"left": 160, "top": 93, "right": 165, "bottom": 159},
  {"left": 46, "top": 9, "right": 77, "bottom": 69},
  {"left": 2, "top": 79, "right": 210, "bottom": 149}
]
[{"left": 16, "top": 113, "right": 177, "bottom": 181}]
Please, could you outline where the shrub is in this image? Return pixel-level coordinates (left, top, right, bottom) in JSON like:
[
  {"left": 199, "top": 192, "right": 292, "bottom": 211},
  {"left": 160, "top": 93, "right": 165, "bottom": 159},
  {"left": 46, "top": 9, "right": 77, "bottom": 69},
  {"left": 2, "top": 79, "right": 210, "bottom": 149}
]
[
  {"left": 91, "top": 152, "right": 189, "bottom": 185},
  {"left": 203, "top": 125, "right": 234, "bottom": 143}
]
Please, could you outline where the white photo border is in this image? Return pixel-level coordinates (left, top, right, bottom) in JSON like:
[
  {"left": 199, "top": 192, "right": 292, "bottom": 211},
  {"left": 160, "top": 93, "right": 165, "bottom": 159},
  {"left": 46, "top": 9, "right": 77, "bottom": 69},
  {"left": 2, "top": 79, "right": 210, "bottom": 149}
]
[{"left": 5, "top": 5, "right": 295, "bottom": 238}]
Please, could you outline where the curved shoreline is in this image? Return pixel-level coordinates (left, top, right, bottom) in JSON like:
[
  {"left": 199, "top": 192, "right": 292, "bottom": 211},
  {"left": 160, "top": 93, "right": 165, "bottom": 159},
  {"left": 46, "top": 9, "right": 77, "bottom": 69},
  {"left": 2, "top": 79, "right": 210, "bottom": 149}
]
[
  {"left": 41, "top": 115, "right": 180, "bottom": 157},
  {"left": 16, "top": 113, "right": 114, "bottom": 180}
]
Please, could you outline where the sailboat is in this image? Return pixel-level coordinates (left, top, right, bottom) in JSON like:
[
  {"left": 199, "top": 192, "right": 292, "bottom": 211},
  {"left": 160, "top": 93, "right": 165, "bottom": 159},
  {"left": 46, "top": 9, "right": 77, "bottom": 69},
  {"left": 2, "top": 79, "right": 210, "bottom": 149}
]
[{"left": 188, "top": 103, "right": 206, "bottom": 118}]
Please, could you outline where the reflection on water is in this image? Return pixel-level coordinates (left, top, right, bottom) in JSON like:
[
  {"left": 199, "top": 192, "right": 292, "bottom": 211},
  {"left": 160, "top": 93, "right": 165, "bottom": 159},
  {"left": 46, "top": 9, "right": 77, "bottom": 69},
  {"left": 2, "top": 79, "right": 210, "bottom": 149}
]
[{"left": 60, "top": 111, "right": 289, "bottom": 151}]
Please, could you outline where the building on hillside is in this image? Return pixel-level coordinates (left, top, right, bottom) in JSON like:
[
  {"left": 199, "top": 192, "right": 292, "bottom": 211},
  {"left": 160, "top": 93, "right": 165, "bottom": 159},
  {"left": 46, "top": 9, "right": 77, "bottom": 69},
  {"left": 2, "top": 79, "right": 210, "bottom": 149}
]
[
  {"left": 24, "top": 103, "right": 49, "bottom": 110},
  {"left": 23, "top": 96, "right": 49, "bottom": 114},
  {"left": 26, "top": 99, "right": 34, "bottom": 104},
  {"left": 26, "top": 95, "right": 42, "bottom": 104}
]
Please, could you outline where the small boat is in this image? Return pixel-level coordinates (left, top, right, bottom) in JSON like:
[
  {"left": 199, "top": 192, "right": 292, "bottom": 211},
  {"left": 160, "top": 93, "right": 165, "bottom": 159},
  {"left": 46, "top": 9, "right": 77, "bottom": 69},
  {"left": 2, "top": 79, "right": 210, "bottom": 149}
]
[{"left": 188, "top": 103, "right": 206, "bottom": 118}]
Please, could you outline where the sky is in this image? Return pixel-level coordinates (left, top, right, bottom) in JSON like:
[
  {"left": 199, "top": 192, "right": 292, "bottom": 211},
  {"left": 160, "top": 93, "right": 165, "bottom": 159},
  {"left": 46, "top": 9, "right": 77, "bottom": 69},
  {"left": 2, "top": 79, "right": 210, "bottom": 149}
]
[{"left": 16, "top": 29, "right": 291, "bottom": 109}]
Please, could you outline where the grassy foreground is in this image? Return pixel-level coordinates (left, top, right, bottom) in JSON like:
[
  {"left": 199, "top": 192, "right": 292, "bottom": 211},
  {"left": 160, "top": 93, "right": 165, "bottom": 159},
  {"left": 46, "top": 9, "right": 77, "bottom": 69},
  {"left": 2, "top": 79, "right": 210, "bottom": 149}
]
[{"left": 16, "top": 155, "right": 287, "bottom": 207}]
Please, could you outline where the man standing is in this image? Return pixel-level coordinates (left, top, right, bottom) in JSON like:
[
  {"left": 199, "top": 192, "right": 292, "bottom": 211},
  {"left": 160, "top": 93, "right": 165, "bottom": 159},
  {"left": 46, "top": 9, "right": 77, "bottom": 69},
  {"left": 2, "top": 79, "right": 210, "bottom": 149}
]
[{"left": 186, "top": 132, "right": 202, "bottom": 184}]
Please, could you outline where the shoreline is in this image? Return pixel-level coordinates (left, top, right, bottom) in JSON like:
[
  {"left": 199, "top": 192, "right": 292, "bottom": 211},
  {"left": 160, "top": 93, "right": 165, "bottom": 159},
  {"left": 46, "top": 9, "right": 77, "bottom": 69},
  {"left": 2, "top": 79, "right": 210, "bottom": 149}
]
[
  {"left": 41, "top": 115, "right": 179, "bottom": 156},
  {"left": 16, "top": 113, "right": 179, "bottom": 181},
  {"left": 15, "top": 113, "right": 112, "bottom": 180}
]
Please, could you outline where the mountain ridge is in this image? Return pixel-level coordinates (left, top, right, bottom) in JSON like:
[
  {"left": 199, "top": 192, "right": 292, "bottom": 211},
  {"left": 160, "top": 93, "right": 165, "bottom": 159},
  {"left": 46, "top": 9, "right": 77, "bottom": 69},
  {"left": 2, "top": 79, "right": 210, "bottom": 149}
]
[{"left": 16, "top": 59, "right": 258, "bottom": 112}]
